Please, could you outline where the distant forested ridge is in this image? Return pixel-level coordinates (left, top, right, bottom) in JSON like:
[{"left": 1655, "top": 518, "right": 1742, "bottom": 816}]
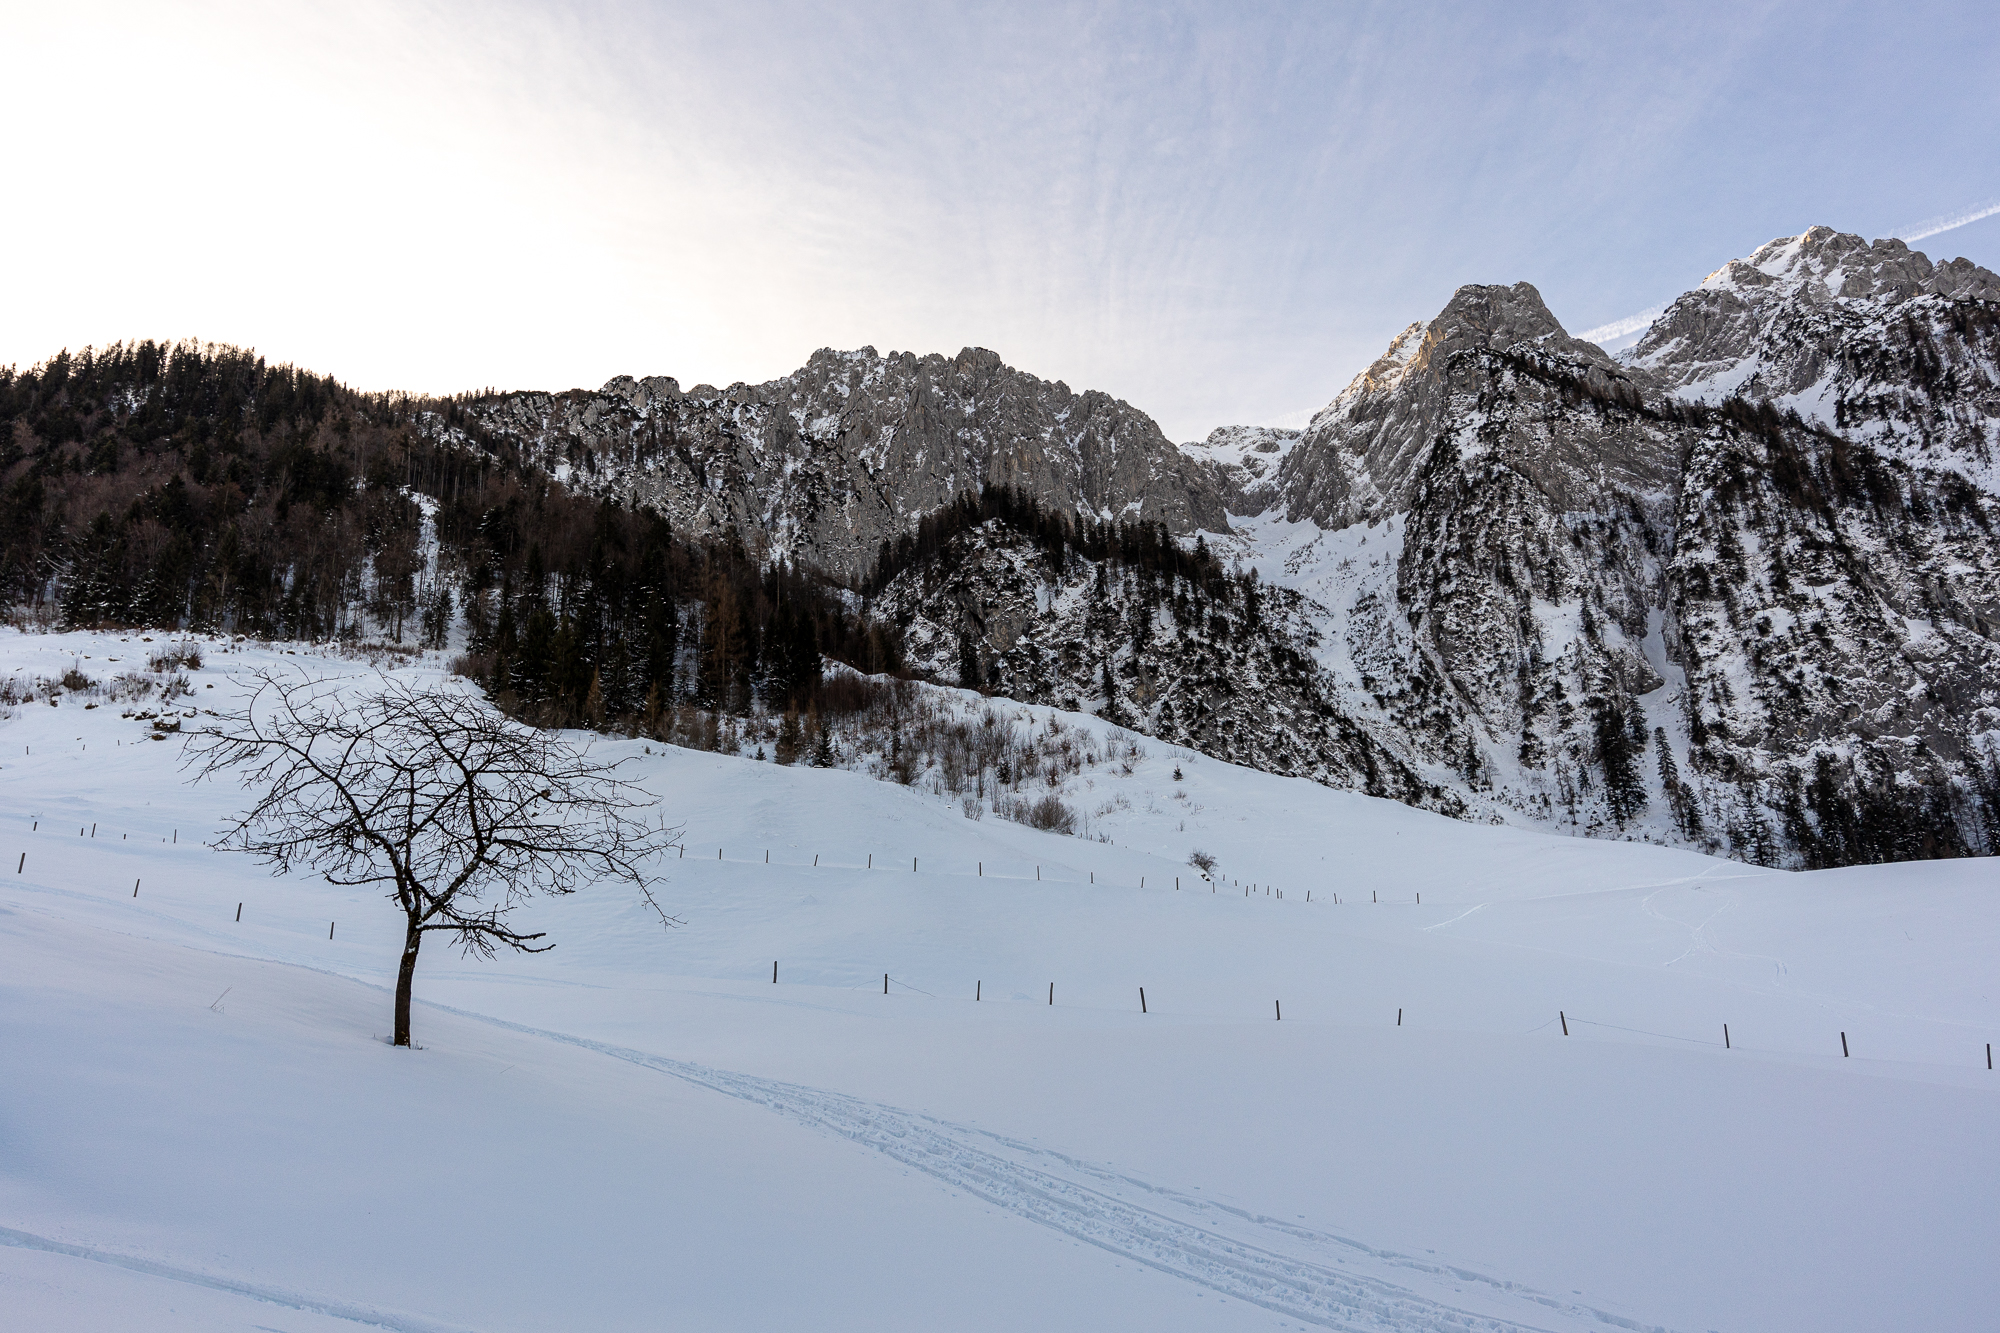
[{"left": 0, "top": 340, "right": 894, "bottom": 731}]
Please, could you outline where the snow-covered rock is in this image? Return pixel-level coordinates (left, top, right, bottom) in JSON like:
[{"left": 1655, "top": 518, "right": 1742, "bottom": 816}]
[
  {"left": 1628, "top": 225, "right": 2000, "bottom": 493},
  {"left": 463, "top": 346, "right": 1232, "bottom": 581},
  {"left": 1175, "top": 424, "right": 1300, "bottom": 514}
]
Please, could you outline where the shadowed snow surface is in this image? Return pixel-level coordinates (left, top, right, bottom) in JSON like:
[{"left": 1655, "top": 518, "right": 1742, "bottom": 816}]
[{"left": 3, "top": 630, "right": 1995, "bottom": 1332}]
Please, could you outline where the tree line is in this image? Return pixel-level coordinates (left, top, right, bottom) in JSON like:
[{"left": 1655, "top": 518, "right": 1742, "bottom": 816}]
[
  {"left": 0, "top": 340, "right": 903, "bottom": 730},
  {"left": 862, "top": 484, "right": 1232, "bottom": 597}
]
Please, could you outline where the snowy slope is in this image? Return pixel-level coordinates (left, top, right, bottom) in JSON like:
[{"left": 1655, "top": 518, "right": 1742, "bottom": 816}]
[{"left": 3, "top": 628, "right": 1997, "bottom": 1332}]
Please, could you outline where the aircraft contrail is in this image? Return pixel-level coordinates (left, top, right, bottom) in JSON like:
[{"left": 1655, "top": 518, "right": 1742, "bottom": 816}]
[
  {"left": 1578, "top": 199, "right": 1998, "bottom": 348},
  {"left": 1891, "top": 197, "right": 2000, "bottom": 242}
]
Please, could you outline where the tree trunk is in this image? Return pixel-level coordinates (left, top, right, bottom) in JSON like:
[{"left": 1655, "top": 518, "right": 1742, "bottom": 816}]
[{"left": 394, "top": 914, "right": 422, "bottom": 1047}]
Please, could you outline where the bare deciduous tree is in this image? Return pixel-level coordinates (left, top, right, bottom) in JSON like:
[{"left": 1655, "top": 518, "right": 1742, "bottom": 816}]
[{"left": 187, "top": 670, "right": 679, "bottom": 1046}]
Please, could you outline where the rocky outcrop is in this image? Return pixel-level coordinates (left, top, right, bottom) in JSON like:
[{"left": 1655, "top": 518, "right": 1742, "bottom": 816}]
[
  {"left": 1628, "top": 226, "right": 2000, "bottom": 493},
  {"left": 1273, "top": 285, "right": 1677, "bottom": 531},
  {"left": 462, "top": 346, "right": 1231, "bottom": 582}
]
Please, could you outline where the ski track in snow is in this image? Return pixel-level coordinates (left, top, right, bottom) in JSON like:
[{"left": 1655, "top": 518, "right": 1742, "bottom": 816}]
[
  {"left": 0, "top": 1225, "right": 481, "bottom": 1333},
  {"left": 447, "top": 1004, "right": 1672, "bottom": 1333}
]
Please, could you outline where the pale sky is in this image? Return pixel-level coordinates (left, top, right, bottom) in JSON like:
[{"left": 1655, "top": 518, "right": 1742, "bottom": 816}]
[{"left": 6, "top": 0, "right": 1998, "bottom": 440}]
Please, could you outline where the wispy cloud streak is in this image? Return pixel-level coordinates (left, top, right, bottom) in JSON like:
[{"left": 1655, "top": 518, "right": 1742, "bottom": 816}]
[{"left": 1576, "top": 304, "right": 1669, "bottom": 346}]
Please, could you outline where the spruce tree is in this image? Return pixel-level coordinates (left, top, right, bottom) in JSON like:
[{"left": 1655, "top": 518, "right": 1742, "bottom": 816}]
[{"left": 775, "top": 708, "right": 802, "bottom": 765}]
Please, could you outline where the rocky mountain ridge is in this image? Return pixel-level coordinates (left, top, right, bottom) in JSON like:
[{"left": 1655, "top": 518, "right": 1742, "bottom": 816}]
[
  {"left": 454, "top": 226, "right": 2000, "bottom": 866},
  {"left": 460, "top": 346, "right": 1230, "bottom": 582},
  {"left": 1176, "top": 228, "right": 2000, "bottom": 863}
]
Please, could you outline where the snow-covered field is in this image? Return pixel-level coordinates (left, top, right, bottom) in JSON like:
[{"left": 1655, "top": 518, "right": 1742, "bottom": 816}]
[{"left": 3, "top": 629, "right": 1995, "bottom": 1332}]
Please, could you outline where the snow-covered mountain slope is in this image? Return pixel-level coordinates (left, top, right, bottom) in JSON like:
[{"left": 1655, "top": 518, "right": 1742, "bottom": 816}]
[
  {"left": 460, "top": 346, "right": 1230, "bottom": 581},
  {"left": 4, "top": 629, "right": 1997, "bottom": 1332},
  {"left": 368, "top": 224, "right": 1997, "bottom": 869},
  {"left": 1148, "top": 235, "right": 2000, "bottom": 865},
  {"left": 870, "top": 517, "right": 1463, "bottom": 817},
  {"left": 1628, "top": 225, "right": 2000, "bottom": 492},
  {"left": 1176, "top": 424, "right": 1301, "bottom": 513}
]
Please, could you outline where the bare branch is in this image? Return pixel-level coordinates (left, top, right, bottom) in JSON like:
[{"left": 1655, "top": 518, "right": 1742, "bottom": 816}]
[{"left": 185, "top": 668, "right": 682, "bottom": 1045}]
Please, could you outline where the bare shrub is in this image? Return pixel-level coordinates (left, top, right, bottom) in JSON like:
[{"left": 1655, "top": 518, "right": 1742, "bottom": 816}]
[
  {"left": 998, "top": 792, "right": 1076, "bottom": 835},
  {"left": 106, "top": 673, "right": 156, "bottom": 702},
  {"left": 449, "top": 651, "right": 493, "bottom": 681},
  {"left": 147, "top": 643, "right": 203, "bottom": 673},
  {"left": 1188, "top": 848, "right": 1218, "bottom": 877}
]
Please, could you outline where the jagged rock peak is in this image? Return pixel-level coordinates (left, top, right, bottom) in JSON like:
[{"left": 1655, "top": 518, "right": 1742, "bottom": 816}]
[
  {"left": 1632, "top": 226, "right": 2000, "bottom": 383},
  {"left": 1630, "top": 225, "right": 2000, "bottom": 493},
  {"left": 1309, "top": 284, "right": 1619, "bottom": 434},
  {"left": 1696, "top": 225, "right": 2000, "bottom": 305},
  {"left": 1274, "top": 281, "right": 1652, "bottom": 529}
]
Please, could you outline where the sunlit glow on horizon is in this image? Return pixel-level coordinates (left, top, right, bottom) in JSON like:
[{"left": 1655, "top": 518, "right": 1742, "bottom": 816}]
[{"left": 5, "top": 1, "right": 1995, "bottom": 440}]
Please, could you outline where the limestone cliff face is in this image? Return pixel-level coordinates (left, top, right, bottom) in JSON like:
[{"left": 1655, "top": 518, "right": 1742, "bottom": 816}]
[
  {"left": 1277, "top": 284, "right": 1679, "bottom": 530},
  {"left": 463, "top": 346, "right": 1231, "bottom": 582},
  {"left": 1628, "top": 226, "right": 2000, "bottom": 492},
  {"left": 1182, "top": 235, "right": 2000, "bottom": 863}
]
